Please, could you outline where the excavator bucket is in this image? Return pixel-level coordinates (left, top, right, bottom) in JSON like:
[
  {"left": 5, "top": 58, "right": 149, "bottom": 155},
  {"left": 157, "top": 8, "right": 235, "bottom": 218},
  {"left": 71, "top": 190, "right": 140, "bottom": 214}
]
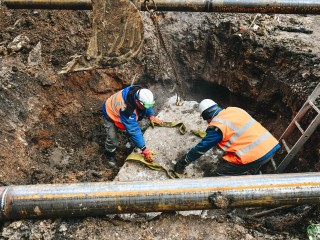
[{"left": 59, "top": 0, "right": 143, "bottom": 74}]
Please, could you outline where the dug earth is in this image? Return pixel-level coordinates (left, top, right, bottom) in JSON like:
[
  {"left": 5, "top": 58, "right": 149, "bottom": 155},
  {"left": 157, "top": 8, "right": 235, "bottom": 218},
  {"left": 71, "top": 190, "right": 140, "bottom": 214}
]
[{"left": 0, "top": 2, "right": 320, "bottom": 239}]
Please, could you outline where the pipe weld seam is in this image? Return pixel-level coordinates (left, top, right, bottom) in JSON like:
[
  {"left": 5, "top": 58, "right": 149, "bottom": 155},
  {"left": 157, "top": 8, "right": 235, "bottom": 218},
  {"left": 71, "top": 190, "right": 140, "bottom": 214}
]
[{"left": 1, "top": 187, "right": 9, "bottom": 213}]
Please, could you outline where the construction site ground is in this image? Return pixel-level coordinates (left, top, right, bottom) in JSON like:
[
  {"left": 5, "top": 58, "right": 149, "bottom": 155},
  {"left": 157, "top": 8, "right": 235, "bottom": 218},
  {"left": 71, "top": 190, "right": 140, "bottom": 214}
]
[{"left": 1, "top": 2, "right": 320, "bottom": 240}]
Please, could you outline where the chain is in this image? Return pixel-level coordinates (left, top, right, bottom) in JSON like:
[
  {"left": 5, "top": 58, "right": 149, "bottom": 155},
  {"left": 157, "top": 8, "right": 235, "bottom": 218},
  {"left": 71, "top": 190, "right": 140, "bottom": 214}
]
[{"left": 145, "top": 1, "right": 183, "bottom": 105}]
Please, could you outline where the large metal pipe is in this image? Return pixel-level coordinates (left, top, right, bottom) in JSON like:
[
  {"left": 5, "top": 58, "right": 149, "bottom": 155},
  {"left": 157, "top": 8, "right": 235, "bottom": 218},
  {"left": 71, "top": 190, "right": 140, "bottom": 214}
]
[
  {"left": 1, "top": 172, "right": 320, "bottom": 221},
  {"left": 4, "top": 0, "right": 92, "bottom": 10},
  {"left": 4, "top": 0, "right": 320, "bottom": 14}
]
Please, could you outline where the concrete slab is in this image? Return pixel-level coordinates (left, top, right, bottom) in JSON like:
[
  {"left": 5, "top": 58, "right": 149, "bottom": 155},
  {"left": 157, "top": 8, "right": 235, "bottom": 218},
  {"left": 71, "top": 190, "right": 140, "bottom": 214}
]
[
  {"left": 114, "top": 96, "right": 222, "bottom": 218},
  {"left": 115, "top": 96, "right": 220, "bottom": 182}
]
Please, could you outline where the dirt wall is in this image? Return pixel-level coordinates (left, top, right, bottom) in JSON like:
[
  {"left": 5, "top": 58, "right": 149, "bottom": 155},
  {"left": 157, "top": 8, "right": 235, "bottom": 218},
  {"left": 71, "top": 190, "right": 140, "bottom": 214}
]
[{"left": 0, "top": 3, "right": 319, "bottom": 239}]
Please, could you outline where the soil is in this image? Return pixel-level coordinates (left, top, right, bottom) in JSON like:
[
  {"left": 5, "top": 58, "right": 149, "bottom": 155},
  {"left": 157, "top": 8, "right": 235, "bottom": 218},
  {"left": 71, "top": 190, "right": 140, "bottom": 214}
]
[{"left": 0, "top": 1, "right": 319, "bottom": 239}]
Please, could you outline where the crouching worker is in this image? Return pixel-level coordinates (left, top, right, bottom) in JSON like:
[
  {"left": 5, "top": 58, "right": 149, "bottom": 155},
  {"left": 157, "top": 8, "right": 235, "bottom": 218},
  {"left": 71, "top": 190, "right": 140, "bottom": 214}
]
[
  {"left": 174, "top": 99, "right": 280, "bottom": 176},
  {"left": 102, "top": 85, "right": 163, "bottom": 166}
]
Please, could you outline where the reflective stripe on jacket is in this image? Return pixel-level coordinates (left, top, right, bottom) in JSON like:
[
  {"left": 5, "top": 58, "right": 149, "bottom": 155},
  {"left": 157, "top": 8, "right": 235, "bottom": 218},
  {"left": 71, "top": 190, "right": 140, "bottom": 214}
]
[
  {"left": 105, "top": 89, "right": 138, "bottom": 130},
  {"left": 209, "top": 107, "right": 279, "bottom": 164}
]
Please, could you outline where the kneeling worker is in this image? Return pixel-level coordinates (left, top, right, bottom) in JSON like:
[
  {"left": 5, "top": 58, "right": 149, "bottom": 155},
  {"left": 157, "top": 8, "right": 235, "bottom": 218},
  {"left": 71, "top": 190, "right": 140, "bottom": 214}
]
[
  {"left": 174, "top": 99, "right": 280, "bottom": 176},
  {"left": 102, "top": 85, "right": 163, "bottom": 165}
]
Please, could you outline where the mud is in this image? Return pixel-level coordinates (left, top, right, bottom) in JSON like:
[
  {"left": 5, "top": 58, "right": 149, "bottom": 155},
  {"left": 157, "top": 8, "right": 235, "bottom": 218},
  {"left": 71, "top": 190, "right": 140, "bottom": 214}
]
[{"left": 0, "top": 1, "right": 319, "bottom": 239}]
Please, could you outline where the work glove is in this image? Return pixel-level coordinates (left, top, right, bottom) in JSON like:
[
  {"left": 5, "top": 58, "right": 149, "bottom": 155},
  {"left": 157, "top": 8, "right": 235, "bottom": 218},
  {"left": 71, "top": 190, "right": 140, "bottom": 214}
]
[
  {"left": 149, "top": 116, "right": 163, "bottom": 128},
  {"left": 141, "top": 148, "right": 156, "bottom": 162},
  {"left": 174, "top": 155, "right": 192, "bottom": 174}
]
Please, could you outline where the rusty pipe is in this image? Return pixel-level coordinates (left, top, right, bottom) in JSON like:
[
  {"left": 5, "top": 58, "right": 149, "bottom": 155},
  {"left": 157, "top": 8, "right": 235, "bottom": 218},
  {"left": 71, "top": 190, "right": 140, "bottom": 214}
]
[
  {"left": 1, "top": 172, "right": 320, "bottom": 221},
  {"left": 3, "top": 0, "right": 92, "bottom": 10},
  {"left": 3, "top": 0, "right": 320, "bottom": 14}
]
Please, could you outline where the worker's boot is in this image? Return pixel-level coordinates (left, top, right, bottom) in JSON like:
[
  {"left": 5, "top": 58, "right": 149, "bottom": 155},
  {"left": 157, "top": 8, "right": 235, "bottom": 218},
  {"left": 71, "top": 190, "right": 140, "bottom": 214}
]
[
  {"left": 174, "top": 155, "right": 191, "bottom": 174},
  {"left": 125, "top": 142, "right": 134, "bottom": 154},
  {"left": 106, "top": 151, "right": 117, "bottom": 167}
]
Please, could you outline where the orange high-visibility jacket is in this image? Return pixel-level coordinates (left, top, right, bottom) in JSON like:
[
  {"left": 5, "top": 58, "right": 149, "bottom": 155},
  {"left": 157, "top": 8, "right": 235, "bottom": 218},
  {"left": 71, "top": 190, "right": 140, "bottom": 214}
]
[
  {"left": 105, "top": 90, "right": 138, "bottom": 130},
  {"left": 209, "top": 107, "right": 279, "bottom": 164}
]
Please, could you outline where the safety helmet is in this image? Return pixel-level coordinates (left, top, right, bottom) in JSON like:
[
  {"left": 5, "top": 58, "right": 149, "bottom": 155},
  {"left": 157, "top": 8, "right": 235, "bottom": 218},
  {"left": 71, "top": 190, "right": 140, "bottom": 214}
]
[
  {"left": 199, "top": 99, "right": 218, "bottom": 120},
  {"left": 136, "top": 89, "right": 155, "bottom": 109}
]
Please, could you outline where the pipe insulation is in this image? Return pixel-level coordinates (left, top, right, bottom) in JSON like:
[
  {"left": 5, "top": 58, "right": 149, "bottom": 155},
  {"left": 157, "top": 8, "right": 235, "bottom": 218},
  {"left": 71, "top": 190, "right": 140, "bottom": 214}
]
[
  {"left": 3, "top": 0, "right": 320, "bottom": 14},
  {"left": 1, "top": 172, "right": 320, "bottom": 221}
]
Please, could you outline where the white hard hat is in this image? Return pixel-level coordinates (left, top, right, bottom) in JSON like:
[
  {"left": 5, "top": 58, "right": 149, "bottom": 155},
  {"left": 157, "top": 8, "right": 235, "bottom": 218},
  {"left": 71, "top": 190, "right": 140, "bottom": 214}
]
[
  {"left": 199, "top": 99, "right": 217, "bottom": 114},
  {"left": 199, "top": 99, "right": 219, "bottom": 120},
  {"left": 137, "top": 89, "right": 155, "bottom": 108}
]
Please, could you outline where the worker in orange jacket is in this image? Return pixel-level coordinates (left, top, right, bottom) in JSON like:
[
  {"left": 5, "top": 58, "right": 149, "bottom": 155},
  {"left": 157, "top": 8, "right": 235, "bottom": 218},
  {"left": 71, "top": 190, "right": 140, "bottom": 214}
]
[
  {"left": 174, "top": 99, "right": 280, "bottom": 176},
  {"left": 102, "top": 85, "right": 162, "bottom": 166}
]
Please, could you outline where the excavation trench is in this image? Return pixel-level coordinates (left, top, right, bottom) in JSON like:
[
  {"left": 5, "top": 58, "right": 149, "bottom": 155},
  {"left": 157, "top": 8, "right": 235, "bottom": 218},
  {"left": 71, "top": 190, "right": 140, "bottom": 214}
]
[{"left": 0, "top": 5, "right": 319, "bottom": 239}]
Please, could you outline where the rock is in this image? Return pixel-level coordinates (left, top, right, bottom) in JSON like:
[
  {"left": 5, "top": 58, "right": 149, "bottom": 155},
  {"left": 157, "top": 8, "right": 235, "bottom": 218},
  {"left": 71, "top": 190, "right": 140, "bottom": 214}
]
[
  {"left": 28, "top": 42, "right": 42, "bottom": 66},
  {"left": 7, "top": 34, "right": 30, "bottom": 52},
  {"left": 58, "top": 223, "right": 67, "bottom": 232},
  {"left": 11, "top": 221, "right": 23, "bottom": 229},
  {"left": 0, "top": 45, "right": 7, "bottom": 55}
]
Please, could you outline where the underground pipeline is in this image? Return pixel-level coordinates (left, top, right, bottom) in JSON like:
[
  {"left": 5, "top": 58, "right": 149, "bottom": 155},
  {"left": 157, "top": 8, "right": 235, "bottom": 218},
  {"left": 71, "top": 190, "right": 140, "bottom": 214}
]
[
  {"left": 1, "top": 172, "right": 320, "bottom": 221},
  {"left": 3, "top": 0, "right": 320, "bottom": 14}
]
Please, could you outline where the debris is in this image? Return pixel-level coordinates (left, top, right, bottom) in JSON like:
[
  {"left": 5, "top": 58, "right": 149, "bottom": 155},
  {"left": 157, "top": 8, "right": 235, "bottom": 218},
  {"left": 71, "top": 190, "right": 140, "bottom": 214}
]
[
  {"left": 60, "top": 0, "right": 143, "bottom": 73},
  {"left": 248, "top": 14, "right": 260, "bottom": 30},
  {"left": 250, "top": 205, "right": 294, "bottom": 218},
  {"left": 277, "top": 25, "right": 313, "bottom": 34},
  {"left": 307, "top": 222, "right": 320, "bottom": 240},
  {"left": 208, "top": 192, "right": 230, "bottom": 209},
  {"left": 28, "top": 42, "right": 42, "bottom": 66},
  {"left": 7, "top": 34, "right": 30, "bottom": 52}
]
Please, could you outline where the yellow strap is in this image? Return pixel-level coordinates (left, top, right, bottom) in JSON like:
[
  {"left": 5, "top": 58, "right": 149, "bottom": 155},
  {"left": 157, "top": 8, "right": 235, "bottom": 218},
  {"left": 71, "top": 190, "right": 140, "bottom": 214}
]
[
  {"left": 191, "top": 129, "right": 207, "bottom": 138},
  {"left": 125, "top": 153, "right": 180, "bottom": 179},
  {"left": 151, "top": 121, "right": 187, "bottom": 135}
]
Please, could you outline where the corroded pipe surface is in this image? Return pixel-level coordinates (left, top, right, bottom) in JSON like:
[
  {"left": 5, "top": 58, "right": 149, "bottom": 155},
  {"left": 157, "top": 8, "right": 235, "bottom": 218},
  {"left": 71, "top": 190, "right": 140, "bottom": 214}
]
[
  {"left": 1, "top": 172, "right": 320, "bottom": 221},
  {"left": 4, "top": 0, "right": 320, "bottom": 14},
  {"left": 4, "top": 0, "right": 92, "bottom": 10},
  {"left": 140, "top": 0, "right": 320, "bottom": 13}
]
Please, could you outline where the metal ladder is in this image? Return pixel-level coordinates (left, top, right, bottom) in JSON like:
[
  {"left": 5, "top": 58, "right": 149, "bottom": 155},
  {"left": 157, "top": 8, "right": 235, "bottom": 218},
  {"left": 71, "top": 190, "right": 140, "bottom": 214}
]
[{"left": 271, "top": 82, "right": 320, "bottom": 173}]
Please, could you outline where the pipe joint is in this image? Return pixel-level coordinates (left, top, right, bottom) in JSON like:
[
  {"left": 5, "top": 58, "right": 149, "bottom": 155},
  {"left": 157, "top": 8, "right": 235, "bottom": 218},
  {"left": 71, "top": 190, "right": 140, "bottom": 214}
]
[
  {"left": 0, "top": 187, "right": 9, "bottom": 221},
  {"left": 208, "top": 192, "right": 231, "bottom": 209}
]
